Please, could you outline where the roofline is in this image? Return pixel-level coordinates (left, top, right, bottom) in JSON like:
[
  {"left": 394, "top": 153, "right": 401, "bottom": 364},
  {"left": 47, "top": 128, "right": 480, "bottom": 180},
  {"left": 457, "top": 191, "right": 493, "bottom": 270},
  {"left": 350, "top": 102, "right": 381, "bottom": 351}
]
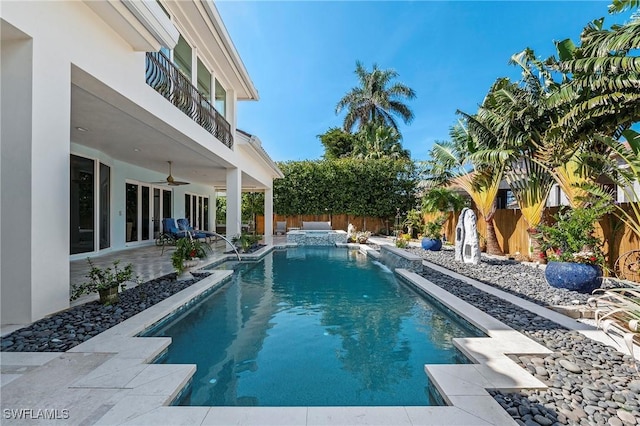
[
  {"left": 237, "top": 129, "right": 284, "bottom": 179},
  {"left": 202, "top": 1, "right": 259, "bottom": 101}
]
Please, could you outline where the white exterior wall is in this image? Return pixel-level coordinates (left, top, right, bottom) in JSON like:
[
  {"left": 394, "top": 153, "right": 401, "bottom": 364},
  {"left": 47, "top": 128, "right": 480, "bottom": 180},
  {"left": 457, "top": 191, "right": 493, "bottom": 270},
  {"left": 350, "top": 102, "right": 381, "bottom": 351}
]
[{"left": 1, "top": 1, "right": 280, "bottom": 325}]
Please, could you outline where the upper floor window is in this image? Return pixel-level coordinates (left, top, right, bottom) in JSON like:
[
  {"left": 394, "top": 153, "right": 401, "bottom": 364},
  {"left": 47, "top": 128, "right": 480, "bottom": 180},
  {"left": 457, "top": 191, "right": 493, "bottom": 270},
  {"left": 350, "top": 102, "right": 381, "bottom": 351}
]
[
  {"left": 174, "top": 35, "right": 192, "bottom": 79},
  {"left": 197, "top": 58, "right": 212, "bottom": 102},
  {"left": 215, "top": 79, "right": 226, "bottom": 118}
]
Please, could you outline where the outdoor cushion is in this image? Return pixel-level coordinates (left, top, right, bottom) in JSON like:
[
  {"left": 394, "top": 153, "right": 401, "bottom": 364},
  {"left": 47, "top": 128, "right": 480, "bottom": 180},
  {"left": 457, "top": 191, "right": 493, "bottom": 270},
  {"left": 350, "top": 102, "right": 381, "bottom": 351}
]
[{"left": 301, "top": 221, "right": 332, "bottom": 230}]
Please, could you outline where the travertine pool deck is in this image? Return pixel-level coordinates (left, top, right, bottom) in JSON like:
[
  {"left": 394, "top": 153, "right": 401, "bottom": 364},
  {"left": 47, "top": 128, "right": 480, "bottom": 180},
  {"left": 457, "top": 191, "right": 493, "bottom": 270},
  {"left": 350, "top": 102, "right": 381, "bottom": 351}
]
[{"left": 0, "top": 242, "right": 623, "bottom": 425}]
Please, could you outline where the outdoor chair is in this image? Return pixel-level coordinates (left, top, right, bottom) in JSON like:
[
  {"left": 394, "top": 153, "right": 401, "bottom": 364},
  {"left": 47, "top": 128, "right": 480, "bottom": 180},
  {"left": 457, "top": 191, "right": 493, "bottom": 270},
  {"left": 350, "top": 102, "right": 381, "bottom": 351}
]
[
  {"left": 177, "top": 218, "right": 217, "bottom": 243},
  {"left": 157, "top": 218, "right": 191, "bottom": 254},
  {"left": 275, "top": 221, "right": 287, "bottom": 235}
]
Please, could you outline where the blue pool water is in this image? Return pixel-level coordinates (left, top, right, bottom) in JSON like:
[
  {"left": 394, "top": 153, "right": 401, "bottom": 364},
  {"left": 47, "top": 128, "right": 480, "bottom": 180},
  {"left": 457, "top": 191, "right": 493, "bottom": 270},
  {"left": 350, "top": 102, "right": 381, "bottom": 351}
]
[{"left": 148, "top": 247, "right": 483, "bottom": 407}]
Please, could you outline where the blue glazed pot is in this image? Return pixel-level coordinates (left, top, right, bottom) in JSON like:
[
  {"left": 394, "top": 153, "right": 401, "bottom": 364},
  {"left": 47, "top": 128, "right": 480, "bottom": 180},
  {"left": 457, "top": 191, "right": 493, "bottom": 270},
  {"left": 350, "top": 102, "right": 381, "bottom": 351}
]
[
  {"left": 421, "top": 238, "right": 442, "bottom": 251},
  {"left": 544, "top": 261, "right": 602, "bottom": 293}
]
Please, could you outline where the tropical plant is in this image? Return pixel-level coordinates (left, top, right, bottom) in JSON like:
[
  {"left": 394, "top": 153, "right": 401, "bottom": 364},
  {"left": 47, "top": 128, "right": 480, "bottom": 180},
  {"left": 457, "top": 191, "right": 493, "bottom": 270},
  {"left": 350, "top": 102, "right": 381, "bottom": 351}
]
[
  {"left": 232, "top": 232, "right": 262, "bottom": 253},
  {"left": 319, "top": 127, "right": 358, "bottom": 159},
  {"left": 395, "top": 233, "right": 411, "bottom": 248},
  {"left": 356, "top": 231, "right": 371, "bottom": 244},
  {"left": 421, "top": 187, "right": 467, "bottom": 216},
  {"left": 588, "top": 281, "right": 640, "bottom": 370},
  {"left": 353, "top": 123, "right": 410, "bottom": 160},
  {"left": 536, "top": 198, "right": 613, "bottom": 266},
  {"left": 592, "top": 130, "right": 640, "bottom": 239},
  {"left": 171, "top": 237, "right": 212, "bottom": 273},
  {"left": 505, "top": 158, "right": 555, "bottom": 259},
  {"left": 426, "top": 122, "right": 505, "bottom": 255},
  {"left": 423, "top": 217, "right": 445, "bottom": 240},
  {"left": 403, "top": 209, "right": 424, "bottom": 238},
  {"left": 336, "top": 61, "right": 416, "bottom": 136},
  {"left": 71, "top": 259, "right": 137, "bottom": 302}
]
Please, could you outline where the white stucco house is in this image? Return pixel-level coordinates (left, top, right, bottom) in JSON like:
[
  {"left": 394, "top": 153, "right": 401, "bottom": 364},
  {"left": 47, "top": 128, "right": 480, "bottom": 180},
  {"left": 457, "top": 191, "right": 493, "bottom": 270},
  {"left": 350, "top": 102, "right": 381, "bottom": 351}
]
[{"left": 1, "top": 1, "right": 283, "bottom": 326}]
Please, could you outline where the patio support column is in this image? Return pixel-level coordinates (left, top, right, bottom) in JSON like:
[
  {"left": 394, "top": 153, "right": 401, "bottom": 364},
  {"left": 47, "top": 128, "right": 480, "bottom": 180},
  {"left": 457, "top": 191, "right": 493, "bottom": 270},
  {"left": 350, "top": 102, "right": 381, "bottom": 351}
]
[
  {"left": 263, "top": 188, "right": 273, "bottom": 244},
  {"left": 226, "top": 168, "right": 242, "bottom": 238},
  {"left": 1, "top": 32, "right": 70, "bottom": 325}
]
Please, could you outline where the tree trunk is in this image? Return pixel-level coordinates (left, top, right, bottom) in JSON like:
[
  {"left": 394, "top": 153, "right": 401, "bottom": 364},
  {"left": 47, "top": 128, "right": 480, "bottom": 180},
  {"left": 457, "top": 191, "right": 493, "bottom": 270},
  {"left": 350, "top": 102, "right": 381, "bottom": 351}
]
[
  {"left": 528, "top": 228, "right": 546, "bottom": 264},
  {"left": 484, "top": 214, "right": 504, "bottom": 256}
]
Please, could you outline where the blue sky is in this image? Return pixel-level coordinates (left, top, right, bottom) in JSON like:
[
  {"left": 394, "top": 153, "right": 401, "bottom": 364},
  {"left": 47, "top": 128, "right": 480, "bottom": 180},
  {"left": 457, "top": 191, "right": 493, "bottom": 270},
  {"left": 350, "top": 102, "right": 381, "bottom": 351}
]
[{"left": 216, "top": 1, "right": 632, "bottom": 162}]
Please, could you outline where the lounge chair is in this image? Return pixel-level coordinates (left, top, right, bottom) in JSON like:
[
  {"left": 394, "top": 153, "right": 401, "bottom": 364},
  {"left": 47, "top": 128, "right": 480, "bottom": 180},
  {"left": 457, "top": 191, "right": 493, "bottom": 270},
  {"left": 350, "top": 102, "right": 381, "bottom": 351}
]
[
  {"left": 157, "top": 218, "right": 191, "bottom": 254},
  {"left": 275, "top": 221, "right": 287, "bottom": 235},
  {"left": 177, "top": 218, "right": 216, "bottom": 243}
]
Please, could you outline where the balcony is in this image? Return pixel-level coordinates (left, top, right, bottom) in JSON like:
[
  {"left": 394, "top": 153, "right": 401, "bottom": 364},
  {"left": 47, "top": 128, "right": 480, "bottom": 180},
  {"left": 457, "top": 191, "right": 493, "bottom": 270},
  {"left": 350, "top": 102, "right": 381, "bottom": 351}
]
[{"left": 145, "top": 51, "right": 233, "bottom": 148}]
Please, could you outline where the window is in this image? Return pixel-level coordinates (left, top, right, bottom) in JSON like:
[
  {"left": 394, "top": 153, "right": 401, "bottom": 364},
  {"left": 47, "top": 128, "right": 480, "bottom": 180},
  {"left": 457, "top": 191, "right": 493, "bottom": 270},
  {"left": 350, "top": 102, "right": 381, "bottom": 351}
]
[
  {"left": 185, "top": 193, "right": 210, "bottom": 231},
  {"left": 215, "top": 79, "right": 226, "bottom": 117},
  {"left": 70, "top": 155, "right": 95, "bottom": 254},
  {"left": 99, "top": 163, "right": 111, "bottom": 250},
  {"left": 174, "top": 35, "right": 192, "bottom": 79},
  {"left": 71, "top": 156, "right": 111, "bottom": 254},
  {"left": 197, "top": 58, "right": 212, "bottom": 102}
]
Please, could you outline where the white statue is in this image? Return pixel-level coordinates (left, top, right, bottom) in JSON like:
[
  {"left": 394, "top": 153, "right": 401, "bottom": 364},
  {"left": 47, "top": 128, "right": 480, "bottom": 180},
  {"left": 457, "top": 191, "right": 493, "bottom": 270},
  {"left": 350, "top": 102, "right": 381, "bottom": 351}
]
[
  {"left": 462, "top": 209, "right": 480, "bottom": 265},
  {"left": 454, "top": 209, "right": 466, "bottom": 262}
]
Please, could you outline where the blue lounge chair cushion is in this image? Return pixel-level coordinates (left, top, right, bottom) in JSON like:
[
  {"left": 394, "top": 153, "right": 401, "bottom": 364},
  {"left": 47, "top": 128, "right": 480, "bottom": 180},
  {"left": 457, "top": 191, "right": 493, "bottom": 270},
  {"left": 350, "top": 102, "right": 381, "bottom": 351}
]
[{"left": 177, "top": 218, "right": 214, "bottom": 239}]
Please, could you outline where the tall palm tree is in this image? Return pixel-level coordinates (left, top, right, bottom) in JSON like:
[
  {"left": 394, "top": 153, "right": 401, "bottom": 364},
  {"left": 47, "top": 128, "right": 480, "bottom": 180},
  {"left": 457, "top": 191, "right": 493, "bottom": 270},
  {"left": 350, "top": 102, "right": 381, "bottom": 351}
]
[{"left": 336, "top": 61, "right": 416, "bottom": 135}]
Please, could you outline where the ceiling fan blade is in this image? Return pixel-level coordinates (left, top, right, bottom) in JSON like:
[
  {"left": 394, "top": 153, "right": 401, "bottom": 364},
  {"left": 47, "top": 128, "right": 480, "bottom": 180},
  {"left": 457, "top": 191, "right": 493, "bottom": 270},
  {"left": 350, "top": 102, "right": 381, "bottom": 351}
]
[{"left": 149, "top": 161, "right": 190, "bottom": 186}]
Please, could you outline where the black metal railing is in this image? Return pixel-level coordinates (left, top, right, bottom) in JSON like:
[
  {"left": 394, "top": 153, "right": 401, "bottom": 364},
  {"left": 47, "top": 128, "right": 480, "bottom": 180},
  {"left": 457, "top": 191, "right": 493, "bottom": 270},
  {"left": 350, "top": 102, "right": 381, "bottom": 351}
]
[{"left": 145, "top": 51, "right": 233, "bottom": 148}]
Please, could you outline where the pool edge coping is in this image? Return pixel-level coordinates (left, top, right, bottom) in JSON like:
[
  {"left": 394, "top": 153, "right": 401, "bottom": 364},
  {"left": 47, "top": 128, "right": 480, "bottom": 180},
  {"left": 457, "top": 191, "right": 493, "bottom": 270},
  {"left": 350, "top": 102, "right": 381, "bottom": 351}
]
[{"left": 2, "top": 246, "right": 560, "bottom": 425}]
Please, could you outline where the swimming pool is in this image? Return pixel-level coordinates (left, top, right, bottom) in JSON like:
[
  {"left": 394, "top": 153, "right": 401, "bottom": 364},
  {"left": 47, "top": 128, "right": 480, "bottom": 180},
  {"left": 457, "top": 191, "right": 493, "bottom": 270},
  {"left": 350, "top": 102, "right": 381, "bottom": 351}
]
[{"left": 147, "top": 247, "right": 483, "bottom": 407}]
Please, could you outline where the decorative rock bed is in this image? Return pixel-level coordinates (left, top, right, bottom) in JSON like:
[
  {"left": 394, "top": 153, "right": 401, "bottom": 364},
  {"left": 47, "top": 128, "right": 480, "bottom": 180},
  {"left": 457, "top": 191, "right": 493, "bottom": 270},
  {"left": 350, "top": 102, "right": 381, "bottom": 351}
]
[
  {"left": 413, "top": 247, "right": 639, "bottom": 426},
  {"left": 0, "top": 274, "right": 203, "bottom": 352}
]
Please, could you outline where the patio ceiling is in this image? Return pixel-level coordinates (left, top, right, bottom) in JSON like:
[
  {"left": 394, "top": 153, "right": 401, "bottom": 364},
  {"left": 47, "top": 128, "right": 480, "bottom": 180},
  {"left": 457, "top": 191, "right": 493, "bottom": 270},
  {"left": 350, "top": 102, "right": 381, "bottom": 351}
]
[{"left": 70, "top": 73, "right": 264, "bottom": 191}]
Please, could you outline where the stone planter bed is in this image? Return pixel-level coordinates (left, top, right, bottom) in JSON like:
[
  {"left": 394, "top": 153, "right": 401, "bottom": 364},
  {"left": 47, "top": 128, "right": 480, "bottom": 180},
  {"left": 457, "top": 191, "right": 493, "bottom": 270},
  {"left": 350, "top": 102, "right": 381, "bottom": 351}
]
[{"left": 411, "top": 246, "right": 639, "bottom": 426}]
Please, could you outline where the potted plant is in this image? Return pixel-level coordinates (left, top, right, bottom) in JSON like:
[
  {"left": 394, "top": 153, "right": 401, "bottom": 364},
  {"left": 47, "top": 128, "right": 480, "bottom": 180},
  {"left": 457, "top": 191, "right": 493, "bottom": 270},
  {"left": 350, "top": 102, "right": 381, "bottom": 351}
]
[
  {"left": 171, "top": 237, "right": 212, "bottom": 280},
  {"left": 71, "top": 258, "right": 136, "bottom": 304},
  {"left": 421, "top": 218, "right": 445, "bottom": 251},
  {"left": 537, "top": 200, "right": 612, "bottom": 293}
]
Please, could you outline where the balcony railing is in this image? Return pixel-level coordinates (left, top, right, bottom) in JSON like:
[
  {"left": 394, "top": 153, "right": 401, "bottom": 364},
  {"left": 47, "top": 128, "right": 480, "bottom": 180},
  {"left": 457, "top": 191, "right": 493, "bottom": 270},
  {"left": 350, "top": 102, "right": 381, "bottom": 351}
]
[{"left": 145, "top": 51, "right": 233, "bottom": 148}]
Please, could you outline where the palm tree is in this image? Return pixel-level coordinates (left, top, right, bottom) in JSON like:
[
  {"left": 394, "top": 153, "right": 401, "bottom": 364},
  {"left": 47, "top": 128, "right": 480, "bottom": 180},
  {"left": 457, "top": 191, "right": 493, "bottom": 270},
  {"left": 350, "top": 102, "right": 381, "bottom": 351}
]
[
  {"left": 426, "top": 122, "right": 505, "bottom": 256},
  {"left": 336, "top": 61, "right": 416, "bottom": 135},
  {"left": 353, "top": 123, "right": 410, "bottom": 160},
  {"left": 466, "top": 50, "right": 559, "bottom": 259}
]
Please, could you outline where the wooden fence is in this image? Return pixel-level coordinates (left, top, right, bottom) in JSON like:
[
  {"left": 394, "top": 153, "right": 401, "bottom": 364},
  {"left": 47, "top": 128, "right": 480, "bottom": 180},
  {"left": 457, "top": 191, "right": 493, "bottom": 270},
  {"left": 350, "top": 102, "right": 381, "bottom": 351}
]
[
  {"left": 441, "top": 205, "right": 639, "bottom": 271},
  {"left": 258, "top": 204, "right": 639, "bottom": 272}
]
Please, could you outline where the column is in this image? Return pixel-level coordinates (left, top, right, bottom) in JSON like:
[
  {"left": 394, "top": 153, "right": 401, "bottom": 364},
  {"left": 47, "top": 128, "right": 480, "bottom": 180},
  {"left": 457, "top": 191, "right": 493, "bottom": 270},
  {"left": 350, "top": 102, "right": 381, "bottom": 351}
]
[
  {"left": 263, "top": 188, "right": 273, "bottom": 245},
  {"left": 225, "top": 168, "right": 242, "bottom": 238}
]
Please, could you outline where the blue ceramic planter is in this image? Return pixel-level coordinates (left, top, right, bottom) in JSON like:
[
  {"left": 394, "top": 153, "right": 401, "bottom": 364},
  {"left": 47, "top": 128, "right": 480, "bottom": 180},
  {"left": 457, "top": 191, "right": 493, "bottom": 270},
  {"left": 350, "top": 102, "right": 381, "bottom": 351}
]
[
  {"left": 421, "top": 238, "right": 442, "bottom": 251},
  {"left": 544, "top": 261, "right": 602, "bottom": 293}
]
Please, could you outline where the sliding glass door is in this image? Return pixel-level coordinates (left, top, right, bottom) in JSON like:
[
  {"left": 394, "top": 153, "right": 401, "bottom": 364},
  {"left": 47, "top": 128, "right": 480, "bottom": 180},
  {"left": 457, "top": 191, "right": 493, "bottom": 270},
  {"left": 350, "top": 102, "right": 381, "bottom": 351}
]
[
  {"left": 126, "top": 181, "right": 172, "bottom": 243},
  {"left": 184, "top": 193, "right": 209, "bottom": 231},
  {"left": 70, "top": 155, "right": 110, "bottom": 255}
]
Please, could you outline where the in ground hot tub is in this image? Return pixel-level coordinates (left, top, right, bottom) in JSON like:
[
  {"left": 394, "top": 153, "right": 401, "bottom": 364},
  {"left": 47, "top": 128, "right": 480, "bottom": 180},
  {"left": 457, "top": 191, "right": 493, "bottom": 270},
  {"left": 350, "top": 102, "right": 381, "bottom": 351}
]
[{"left": 286, "top": 229, "right": 348, "bottom": 246}]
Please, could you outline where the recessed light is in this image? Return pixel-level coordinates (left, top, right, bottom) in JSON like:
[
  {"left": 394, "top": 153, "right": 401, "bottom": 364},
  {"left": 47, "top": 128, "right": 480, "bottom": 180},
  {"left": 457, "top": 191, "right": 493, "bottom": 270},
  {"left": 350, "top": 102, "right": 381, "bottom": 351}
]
[
  {"left": 75, "top": 126, "right": 88, "bottom": 132},
  {"left": 133, "top": 148, "right": 141, "bottom": 152}
]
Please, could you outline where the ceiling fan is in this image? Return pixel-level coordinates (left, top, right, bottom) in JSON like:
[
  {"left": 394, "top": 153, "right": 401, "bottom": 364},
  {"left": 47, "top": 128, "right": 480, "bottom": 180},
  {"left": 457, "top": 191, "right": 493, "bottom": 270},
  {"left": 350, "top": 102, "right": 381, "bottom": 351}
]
[{"left": 153, "top": 161, "right": 190, "bottom": 186}]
